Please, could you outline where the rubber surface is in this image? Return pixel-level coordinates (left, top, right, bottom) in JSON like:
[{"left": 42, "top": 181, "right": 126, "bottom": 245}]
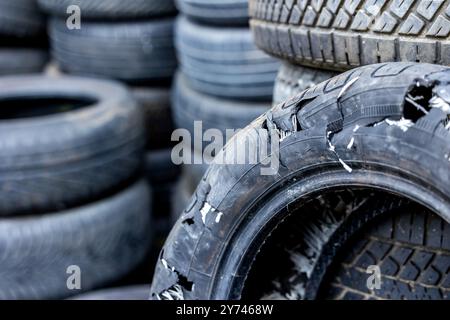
[
  {"left": 0, "top": 0, "right": 45, "bottom": 37},
  {"left": 38, "top": 0, "right": 176, "bottom": 19},
  {"left": 151, "top": 62, "right": 450, "bottom": 300},
  {"left": 0, "top": 49, "right": 48, "bottom": 75},
  {"left": 250, "top": 0, "right": 450, "bottom": 71},
  {"left": 49, "top": 17, "right": 177, "bottom": 82},
  {"left": 0, "top": 75, "right": 145, "bottom": 216},
  {"left": 176, "top": 0, "right": 249, "bottom": 25},
  {"left": 173, "top": 72, "right": 270, "bottom": 147},
  {"left": 0, "top": 181, "right": 152, "bottom": 300},
  {"left": 71, "top": 285, "right": 151, "bottom": 300},
  {"left": 273, "top": 61, "right": 337, "bottom": 104},
  {"left": 175, "top": 16, "right": 280, "bottom": 101},
  {"left": 132, "top": 87, "right": 174, "bottom": 150}
]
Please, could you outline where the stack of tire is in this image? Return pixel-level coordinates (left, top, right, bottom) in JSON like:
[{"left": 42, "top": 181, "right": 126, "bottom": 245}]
[
  {"left": 151, "top": 1, "right": 450, "bottom": 300},
  {"left": 0, "top": 76, "right": 150, "bottom": 299},
  {"left": 37, "top": 0, "right": 180, "bottom": 258},
  {"left": 172, "top": 0, "right": 280, "bottom": 221},
  {"left": 0, "top": 0, "right": 48, "bottom": 75}
]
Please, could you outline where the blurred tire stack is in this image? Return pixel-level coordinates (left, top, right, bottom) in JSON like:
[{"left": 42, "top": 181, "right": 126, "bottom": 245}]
[
  {"left": 0, "top": 0, "right": 48, "bottom": 75},
  {"left": 172, "top": 0, "right": 280, "bottom": 220},
  {"left": 38, "top": 0, "right": 181, "bottom": 282}
]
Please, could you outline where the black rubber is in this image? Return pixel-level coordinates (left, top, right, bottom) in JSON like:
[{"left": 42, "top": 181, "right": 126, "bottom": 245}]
[
  {"left": 273, "top": 62, "right": 337, "bottom": 105},
  {"left": 0, "top": 75, "right": 145, "bottom": 216},
  {"left": 71, "top": 285, "right": 151, "bottom": 300},
  {"left": 132, "top": 87, "right": 174, "bottom": 150},
  {"left": 321, "top": 207, "right": 450, "bottom": 300},
  {"left": 0, "top": 180, "right": 152, "bottom": 300},
  {"left": 49, "top": 17, "right": 177, "bottom": 82},
  {"left": 173, "top": 72, "right": 270, "bottom": 147},
  {"left": 38, "top": 0, "right": 176, "bottom": 19},
  {"left": 0, "top": 49, "right": 48, "bottom": 75},
  {"left": 175, "top": 16, "right": 280, "bottom": 101},
  {"left": 0, "top": 0, "right": 45, "bottom": 38},
  {"left": 151, "top": 62, "right": 450, "bottom": 300},
  {"left": 250, "top": 0, "right": 450, "bottom": 71},
  {"left": 176, "top": 0, "right": 249, "bottom": 25}
]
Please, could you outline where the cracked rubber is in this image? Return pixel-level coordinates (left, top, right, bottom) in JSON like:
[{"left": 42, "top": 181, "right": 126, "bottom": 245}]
[
  {"left": 0, "top": 49, "right": 48, "bottom": 75},
  {"left": 151, "top": 62, "right": 450, "bottom": 300},
  {"left": 0, "top": 180, "right": 152, "bottom": 300},
  {"left": 38, "top": 0, "right": 176, "bottom": 19},
  {"left": 250, "top": 0, "right": 450, "bottom": 71},
  {"left": 0, "top": 0, "right": 45, "bottom": 38},
  {"left": 273, "top": 61, "right": 337, "bottom": 104},
  {"left": 176, "top": 0, "right": 250, "bottom": 25},
  {"left": 175, "top": 16, "right": 280, "bottom": 101},
  {"left": 49, "top": 17, "right": 177, "bottom": 82},
  {"left": 0, "top": 75, "right": 145, "bottom": 216}
]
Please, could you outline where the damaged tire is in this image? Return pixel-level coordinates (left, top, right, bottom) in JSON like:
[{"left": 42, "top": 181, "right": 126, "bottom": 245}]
[
  {"left": 175, "top": 16, "right": 280, "bottom": 100},
  {"left": 151, "top": 62, "right": 450, "bottom": 300},
  {"left": 0, "top": 180, "right": 152, "bottom": 300},
  {"left": 0, "top": 75, "right": 145, "bottom": 216},
  {"left": 250, "top": 0, "right": 450, "bottom": 71},
  {"left": 49, "top": 18, "right": 177, "bottom": 82},
  {"left": 38, "top": 0, "right": 176, "bottom": 19},
  {"left": 176, "top": 0, "right": 249, "bottom": 25},
  {"left": 273, "top": 62, "right": 337, "bottom": 105}
]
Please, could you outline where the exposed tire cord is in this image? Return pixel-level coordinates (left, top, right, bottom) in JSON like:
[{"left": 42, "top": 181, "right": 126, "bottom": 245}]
[
  {"left": 38, "top": 0, "right": 176, "bottom": 19},
  {"left": 273, "top": 61, "right": 337, "bottom": 104},
  {"left": 132, "top": 87, "right": 174, "bottom": 150},
  {"left": 321, "top": 208, "right": 450, "bottom": 300},
  {"left": 49, "top": 17, "right": 177, "bottom": 82},
  {"left": 250, "top": 0, "right": 450, "bottom": 71},
  {"left": 151, "top": 62, "right": 450, "bottom": 300},
  {"left": 0, "top": 49, "right": 48, "bottom": 75},
  {"left": 0, "top": 180, "right": 152, "bottom": 300},
  {"left": 175, "top": 16, "right": 280, "bottom": 101},
  {"left": 71, "top": 285, "right": 151, "bottom": 300},
  {"left": 173, "top": 72, "right": 270, "bottom": 147},
  {"left": 0, "top": 0, "right": 45, "bottom": 38},
  {"left": 0, "top": 76, "right": 145, "bottom": 216},
  {"left": 176, "top": 0, "right": 249, "bottom": 25}
]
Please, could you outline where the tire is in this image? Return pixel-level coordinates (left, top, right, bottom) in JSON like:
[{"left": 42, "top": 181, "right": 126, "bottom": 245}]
[
  {"left": 0, "top": 0, "right": 45, "bottom": 38},
  {"left": 38, "top": 0, "right": 176, "bottom": 19},
  {"left": 49, "top": 17, "right": 177, "bottom": 82},
  {"left": 273, "top": 62, "right": 337, "bottom": 105},
  {"left": 175, "top": 16, "right": 280, "bottom": 101},
  {"left": 173, "top": 72, "right": 270, "bottom": 148},
  {"left": 249, "top": 0, "right": 450, "bottom": 71},
  {"left": 176, "top": 0, "right": 249, "bottom": 25},
  {"left": 151, "top": 62, "right": 450, "bottom": 300},
  {"left": 0, "top": 75, "right": 145, "bottom": 216},
  {"left": 71, "top": 285, "right": 151, "bottom": 300},
  {"left": 0, "top": 48, "right": 48, "bottom": 75},
  {"left": 132, "top": 87, "right": 174, "bottom": 150},
  {"left": 0, "top": 180, "right": 152, "bottom": 300}
]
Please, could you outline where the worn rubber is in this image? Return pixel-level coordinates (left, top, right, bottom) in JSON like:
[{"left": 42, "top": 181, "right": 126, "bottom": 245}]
[
  {"left": 0, "top": 180, "right": 152, "bottom": 300},
  {"left": 250, "top": 0, "right": 450, "bottom": 71},
  {"left": 71, "top": 285, "right": 151, "bottom": 300},
  {"left": 38, "top": 0, "right": 176, "bottom": 19},
  {"left": 175, "top": 16, "right": 280, "bottom": 101},
  {"left": 0, "top": 0, "right": 45, "bottom": 38},
  {"left": 132, "top": 87, "right": 174, "bottom": 150},
  {"left": 173, "top": 72, "right": 270, "bottom": 147},
  {"left": 151, "top": 62, "right": 450, "bottom": 300},
  {"left": 49, "top": 17, "right": 177, "bottom": 82},
  {"left": 176, "top": 0, "right": 249, "bottom": 25},
  {"left": 0, "top": 49, "right": 48, "bottom": 75},
  {"left": 0, "top": 75, "right": 145, "bottom": 216},
  {"left": 273, "top": 61, "right": 337, "bottom": 104}
]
